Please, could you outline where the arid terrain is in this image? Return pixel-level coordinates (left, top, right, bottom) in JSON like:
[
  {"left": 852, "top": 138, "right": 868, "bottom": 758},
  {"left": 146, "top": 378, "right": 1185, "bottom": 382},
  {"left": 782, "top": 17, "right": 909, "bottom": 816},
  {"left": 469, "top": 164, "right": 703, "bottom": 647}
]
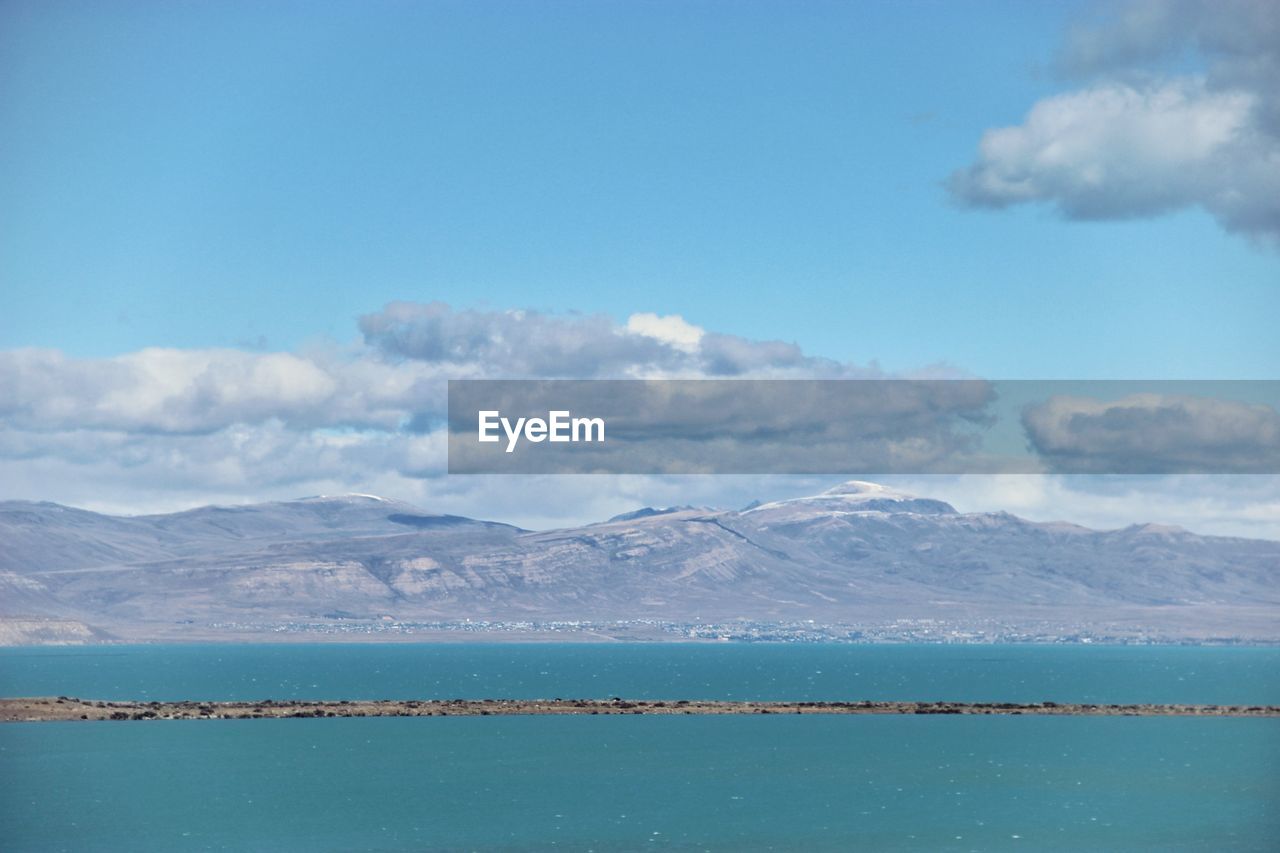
[{"left": 3, "top": 481, "right": 1277, "bottom": 644}]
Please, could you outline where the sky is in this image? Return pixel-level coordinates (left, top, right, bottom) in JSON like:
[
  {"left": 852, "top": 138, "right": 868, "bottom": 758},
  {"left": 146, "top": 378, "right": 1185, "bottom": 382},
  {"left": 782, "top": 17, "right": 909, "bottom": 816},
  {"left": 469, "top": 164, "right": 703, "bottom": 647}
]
[{"left": 2, "top": 0, "right": 1278, "bottom": 534}]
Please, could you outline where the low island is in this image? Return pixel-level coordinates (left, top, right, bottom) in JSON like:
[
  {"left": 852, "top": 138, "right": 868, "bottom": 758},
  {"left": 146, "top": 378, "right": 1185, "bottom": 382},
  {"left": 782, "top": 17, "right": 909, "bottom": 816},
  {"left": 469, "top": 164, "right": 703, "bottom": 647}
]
[{"left": 2, "top": 697, "right": 1277, "bottom": 721}]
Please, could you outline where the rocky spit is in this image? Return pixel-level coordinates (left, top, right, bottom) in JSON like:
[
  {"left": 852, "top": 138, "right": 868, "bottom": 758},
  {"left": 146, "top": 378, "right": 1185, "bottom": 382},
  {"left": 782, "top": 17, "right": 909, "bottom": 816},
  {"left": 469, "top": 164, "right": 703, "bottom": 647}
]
[{"left": 2, "top": 697, "right": 1278, "bottom": 721}]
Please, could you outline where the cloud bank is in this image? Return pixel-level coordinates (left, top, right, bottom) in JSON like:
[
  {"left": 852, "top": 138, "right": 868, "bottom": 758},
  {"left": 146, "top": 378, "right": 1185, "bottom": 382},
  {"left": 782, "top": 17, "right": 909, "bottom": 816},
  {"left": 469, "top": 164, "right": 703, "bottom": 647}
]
[
  {"left": 0, "top": 304, "right": 888, "bottom": 513},
  {"left": 359, "top": 301, "right": 875, "bottom": 379},
  {"left": 2, "top": 303, "right": 1276, "bottom": 537},
  {"left": 949, "top": 0, "right": 1280, "bottom": 244}
]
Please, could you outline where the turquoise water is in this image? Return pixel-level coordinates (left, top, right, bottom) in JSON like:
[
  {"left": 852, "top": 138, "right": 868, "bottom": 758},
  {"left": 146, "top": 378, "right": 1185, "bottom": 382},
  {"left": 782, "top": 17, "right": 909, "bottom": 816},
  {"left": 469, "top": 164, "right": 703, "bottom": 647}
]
[
  {"left": 2, "top": 716, "right": 1277, "bottom": 851},
  {"left": 2, "top": 645, "right": 1278, "bottom": 851},
  {"left": 2, "top": 643, "right": 1278, "bottom": 704}
]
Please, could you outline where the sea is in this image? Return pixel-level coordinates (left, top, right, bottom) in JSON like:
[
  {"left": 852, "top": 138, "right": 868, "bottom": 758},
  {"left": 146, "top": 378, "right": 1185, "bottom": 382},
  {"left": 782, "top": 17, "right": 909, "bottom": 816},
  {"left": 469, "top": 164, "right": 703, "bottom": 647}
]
[{"left": 1, "top": 643, "right": 1277, "bottom": 851}]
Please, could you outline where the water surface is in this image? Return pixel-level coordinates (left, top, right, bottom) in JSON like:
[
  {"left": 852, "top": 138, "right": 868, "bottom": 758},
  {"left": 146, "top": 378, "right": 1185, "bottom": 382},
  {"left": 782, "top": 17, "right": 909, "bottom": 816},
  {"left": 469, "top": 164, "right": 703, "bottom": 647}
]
[
  {"left": 2, "top": 644, "right": 1277, "bottom": 851},
  {"left": 2, "top": 643, "right": 1277, "bottom": 704},
  {"left": 2, "top": 715, "right": 1276, "bottom": 851}
]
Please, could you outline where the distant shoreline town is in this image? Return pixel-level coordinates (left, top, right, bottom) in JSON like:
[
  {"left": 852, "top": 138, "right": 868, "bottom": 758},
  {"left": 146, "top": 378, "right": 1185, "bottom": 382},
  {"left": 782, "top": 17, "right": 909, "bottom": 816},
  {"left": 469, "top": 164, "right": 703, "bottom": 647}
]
[
  {"left": 197, "top": 616, "right": 1280, "bottom": 646},
  {"left": 4, "top": 616, "right": 1272, "bottom": 647}
]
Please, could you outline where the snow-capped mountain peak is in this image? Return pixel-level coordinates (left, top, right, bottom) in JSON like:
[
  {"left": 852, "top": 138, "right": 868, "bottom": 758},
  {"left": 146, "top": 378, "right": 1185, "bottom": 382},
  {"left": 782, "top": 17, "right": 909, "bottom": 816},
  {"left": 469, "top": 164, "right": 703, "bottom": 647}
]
[
  {"left": 294, "top": 494, "right": 394, "bottom": 504},
  {"left": 819, "top": 480, "right": 914, "bottom": 499},
  {"left": 742, "top": 480, "right": 956, "bottom": 518}
]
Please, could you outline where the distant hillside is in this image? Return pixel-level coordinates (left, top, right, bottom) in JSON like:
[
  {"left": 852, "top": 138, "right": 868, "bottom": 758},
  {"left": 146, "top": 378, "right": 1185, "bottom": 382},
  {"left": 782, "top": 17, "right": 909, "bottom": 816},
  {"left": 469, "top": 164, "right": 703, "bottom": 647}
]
[{"left": 1, "top": 483, "right": 1276, "bottom": 644}]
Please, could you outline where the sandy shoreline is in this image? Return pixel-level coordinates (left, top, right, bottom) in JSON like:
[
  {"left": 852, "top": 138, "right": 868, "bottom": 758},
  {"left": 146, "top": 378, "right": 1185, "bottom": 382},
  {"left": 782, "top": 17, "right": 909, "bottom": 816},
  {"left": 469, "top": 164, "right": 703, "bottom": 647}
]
[{"left": 2, "top": 697, "right": 1278, "bottom": 721}]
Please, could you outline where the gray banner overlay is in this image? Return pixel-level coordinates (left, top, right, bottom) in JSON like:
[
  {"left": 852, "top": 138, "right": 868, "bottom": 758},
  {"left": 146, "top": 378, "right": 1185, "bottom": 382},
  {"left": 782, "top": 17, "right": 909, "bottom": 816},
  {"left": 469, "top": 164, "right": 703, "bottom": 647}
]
[{"left": 447, "top": 380, "right": 1280, "bottom": 474}]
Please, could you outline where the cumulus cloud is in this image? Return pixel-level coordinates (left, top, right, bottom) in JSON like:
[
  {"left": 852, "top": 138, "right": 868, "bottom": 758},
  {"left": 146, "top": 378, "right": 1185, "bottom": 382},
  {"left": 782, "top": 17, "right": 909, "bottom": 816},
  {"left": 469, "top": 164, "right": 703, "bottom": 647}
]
[
  {"left": 5, "top": 303, "right": 1275, "bottom": 534},
  {"left": 358, "top": 302, "right": 673, "bottom": 378},
  {"left": 9, "top": 301, "right": 818, "bottom": 438},
  {"left": 1022, "top": 393, "right": 1280, "bottom": 473},
  {"left": 0, "top": 302, "right": 889, "bottom": 512},
  {"left": 624, "top": 312, "right": 705, "bottom": 354},
  {"left": 1059, "top": 0, "right": 1280, "bottom": 117},
  {"left": 359, "top": 301, "right": 874, "bottom": 378},
  {"left": 949, "top": 0, "right": 1280, "bottom": 244},
  {"left": 0, "top": 421, "right": 448, "bottom": 515},
  {"left": 0, "top": 347, "right": 443, "bottom": 434}
]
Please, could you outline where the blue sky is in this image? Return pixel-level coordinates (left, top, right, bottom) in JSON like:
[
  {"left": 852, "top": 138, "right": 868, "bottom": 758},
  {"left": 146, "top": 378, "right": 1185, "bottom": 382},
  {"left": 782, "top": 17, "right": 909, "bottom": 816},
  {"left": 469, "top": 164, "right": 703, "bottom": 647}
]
[
  {"left": 1, "top": 0, "right": 1278, "bottom": 531},
  {"left": 4, "top": 0, "right": 1275, "bottom": 378}
]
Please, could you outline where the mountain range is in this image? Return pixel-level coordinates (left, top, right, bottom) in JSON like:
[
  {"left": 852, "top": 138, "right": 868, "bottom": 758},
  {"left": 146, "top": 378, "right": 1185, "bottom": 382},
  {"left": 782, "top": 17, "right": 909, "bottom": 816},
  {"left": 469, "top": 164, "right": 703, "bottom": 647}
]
[{"left": 1, "top": 481, "right": 1276, "bottom": 644}]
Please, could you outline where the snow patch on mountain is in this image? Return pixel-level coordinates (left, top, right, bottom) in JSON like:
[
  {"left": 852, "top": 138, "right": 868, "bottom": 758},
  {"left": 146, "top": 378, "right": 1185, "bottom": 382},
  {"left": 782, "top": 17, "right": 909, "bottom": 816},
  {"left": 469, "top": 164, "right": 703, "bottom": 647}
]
[{"left": 742, "top": 480, "right": 956, "bottom": 518}]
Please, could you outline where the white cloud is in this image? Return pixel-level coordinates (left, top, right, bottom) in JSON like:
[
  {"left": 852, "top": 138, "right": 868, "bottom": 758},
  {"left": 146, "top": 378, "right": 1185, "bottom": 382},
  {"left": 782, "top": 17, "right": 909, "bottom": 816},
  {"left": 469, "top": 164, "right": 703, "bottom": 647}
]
[
  {"left": 0, "top": 303, "right": 881, "bottom": 441},
  {"left": 949, "top": 0, "right": 1280, "bottom": 244},
  {"left": 2, "top": 303, "right": 1276, "bottom": 538},
  {"left": 952, "top": 81, "right": 1256, "bottom": 215},
  {"left": 359, "top": 301, "right": 873, "bottom": 379},
  {"left": 0, "top": 302, "right": 885, "bottom": 517},
  {"left": 0, "top": 346, "right": 445, "bottom": 434},
  {"left": 624, "top": 312, "right": 705, "bottom": 353}
]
